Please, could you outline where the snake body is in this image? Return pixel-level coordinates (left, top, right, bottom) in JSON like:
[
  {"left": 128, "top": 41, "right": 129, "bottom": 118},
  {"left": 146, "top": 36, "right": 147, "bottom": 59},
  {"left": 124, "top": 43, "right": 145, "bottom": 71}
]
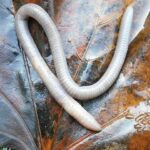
[{"left": 15, "top": 4, "right": 133, "bottom": 131}]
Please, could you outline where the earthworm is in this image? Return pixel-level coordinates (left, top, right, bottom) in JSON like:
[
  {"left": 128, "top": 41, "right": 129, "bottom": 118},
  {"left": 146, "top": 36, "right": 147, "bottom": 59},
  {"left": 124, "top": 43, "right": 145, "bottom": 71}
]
[
  {"left": 15, "top": 4, "right": 133, "bottom": 130},
  {"left": 15, "top": 4, "right": 101, "bottom": 131}
]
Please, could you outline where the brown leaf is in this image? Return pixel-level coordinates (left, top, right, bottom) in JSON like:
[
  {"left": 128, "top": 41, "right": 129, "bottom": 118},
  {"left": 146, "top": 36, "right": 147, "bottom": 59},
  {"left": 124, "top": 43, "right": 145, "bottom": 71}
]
[{"left": 5, "top": 0, "right": 150, "bottom": 149}]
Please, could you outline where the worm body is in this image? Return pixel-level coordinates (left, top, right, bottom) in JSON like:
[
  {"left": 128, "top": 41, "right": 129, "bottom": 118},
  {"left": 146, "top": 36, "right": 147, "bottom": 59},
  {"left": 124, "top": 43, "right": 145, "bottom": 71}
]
[
  {"left": 15, "top": 4, "right": 133, "bottom": 130},
  {"left": 15, "top": 4, "right": 101, "bottom": 131},
  {"left": 18, "top": 4, "right": 133, "bottom": 101}
]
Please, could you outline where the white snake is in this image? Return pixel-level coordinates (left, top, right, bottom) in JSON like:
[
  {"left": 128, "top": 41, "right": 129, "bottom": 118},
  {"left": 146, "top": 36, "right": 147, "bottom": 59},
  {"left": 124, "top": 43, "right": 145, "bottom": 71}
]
[{"left": 15, "top": 3, "right": 133, "bottom": 131}]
